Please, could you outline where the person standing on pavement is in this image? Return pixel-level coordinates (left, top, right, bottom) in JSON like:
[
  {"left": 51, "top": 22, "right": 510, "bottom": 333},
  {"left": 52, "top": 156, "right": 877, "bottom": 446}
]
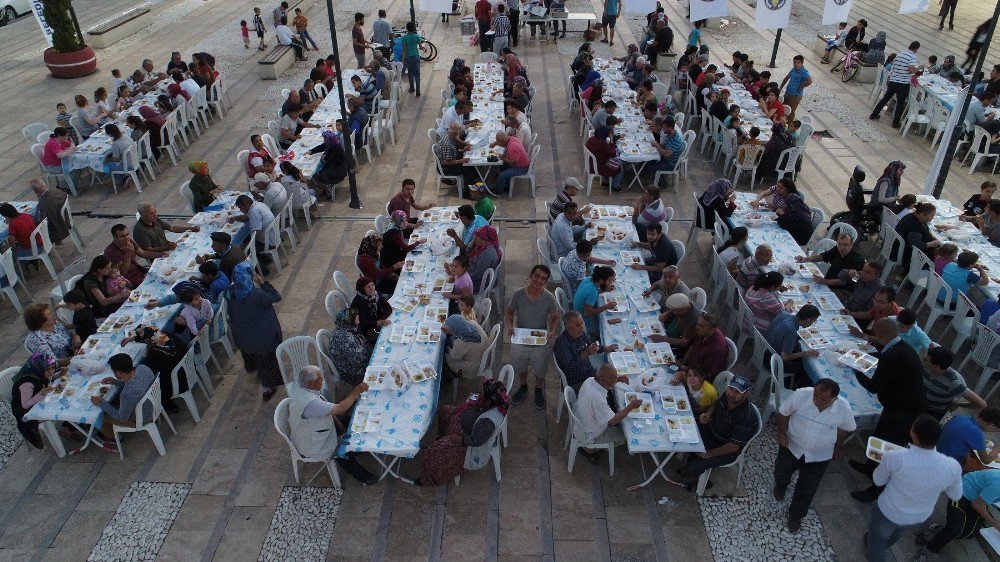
[
  {"left": 504, "top": 265, "right": 561, "bottom": 409},
  {"left": 601, "top": 0, "right": 621, "bottom": 46},
  {"left": 774, "top": 380, "right": 856, "bottom": 533},
  {"left": 779, "top": 55, "right": 812, "bottom": 123},
  {"left": 491, "top": 4, "right": 512, "bottom": 55},
  {"left": 401, "top": 22, "right": 423, "bottom": 97},
  {"left": 253, "top": 7, "right": 268, "bottom": 51},
  {"left": 352, "top": 12, "right": 370, "bottom": 69},
  {"left": 938, "top": 0, "right": 957, "bottom": 31},
  {"left": 849, "top": 318, "right": 927, "bottom": 503},
  {"left": 475, "top": 0, "right": 494, "bottom": 53},
  {"left": 864, "top": 415, "right": 962, "bottom": 562},
  {"left": 371, "top": 10, "right": 393, "bottom": 60},
  {"left": 870, "top": 41, "right": 920, "bottom": 128}
]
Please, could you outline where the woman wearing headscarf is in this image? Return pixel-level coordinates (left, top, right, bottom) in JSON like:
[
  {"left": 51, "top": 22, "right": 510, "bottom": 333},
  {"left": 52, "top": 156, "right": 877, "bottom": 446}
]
[
  {"left": 357, "top": 235, "right": 402, "bottom": 294},
  {"left": 697, "top": 178, "right": 737, "bottom": 229},
  {"left": 350, "top": 277, "right": 392, "bottom": 342},
  {"left": 616, "top": 44, "right": 640, "bottom": 73},
  {"left": 871, "top": 161, "right": 906, "bottom": 208},
  {"left": 772, "top": 179, "right": 815, "bottom": 245},
  {"left": 585, "top": 125, "right": 625, "bottom": 192},
  {"left": 309, "top": 129, "right": 348, "bottom": 199},
  {"left": 860, "top": 31, "right": 887, "bottom": 66},
  {"left": 10, "top": 352, "right": 59, "bottom": 449},
  {"left": 327, "top": 308, "right": 372, "bottom": 386},
  {"left": 757, "top": 120, "right": 795, "bottom": 178},
  {"left": 167, "top": 81, "right": 190, "bottom": 108},
  {"left": 380, "top": 210, "right": 421, "bottom": 269},
  {"left": 414, "top": 377, "right": 509, "bottom": 486},
  {"left": 571, "top": 43, "right": 593, "bottom": 74},
  {"left": 187, "top": 161, "right": 222, "bottom": 212},
  {"left": 227, "top": 262, "right": 284, "bottom": 400},
  {"left": 935, "top": 55, "right": 958, "bottom": 76},
  {"left": 138, "top": 105, "right": 166, "bottom": 152},
  {"left": 442, "top": 313, "right": 488, "bottom": 381},
  {"left": 466, "top": 225, "right": 502, "bottom": 290}
]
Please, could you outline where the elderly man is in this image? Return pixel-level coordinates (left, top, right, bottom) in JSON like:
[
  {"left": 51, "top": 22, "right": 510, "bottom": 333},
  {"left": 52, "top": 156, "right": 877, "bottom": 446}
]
[
  {"left": 445, "top": 205, "right": 488, "bottom": 253},
  {"left": 554, "top": 311, "right": 619, "bottom": 392},
  {"left": 833, "top": 260, "right": 884, "bottom": 313},
  {"left": 278, "top": 104, "right": 319, "bottom": 149},
  {"left": 229, "top": 194, "right": 276, "bottom": 275},
  {"left": 105, "top": 224, "right": 159, "bottom": 287},
  {"left": 865, "top": 415, "right": 962, "bottom": 562},
  {"left": 576, "top": 363, "right": 642, "bottom": 464},
  {"left": 251, "top": 173, "right": 289, "bottom": 216},
  {"left": 30, "top": 178, "right": 70, "bottom": 245},
  {"left": 438, "top": 99, "right": 475, "bottom": 138},
  {"left": 629, "top": 222, "right": 677, "bottom": 283},
  {"left": 139, "top": 59, "right": 166, "bottom": 85},
  {"left": 282, "top": 88, "right": 321, "bottom": 119},
  {"left": 766, "top": 305, "right": 821, "bottom": 387},
  {"left": 652, "top": 293, "right": 699, "bottom": 351},
  {"left": 551, "top": 202, "right": 590, "bottom": 258},
  {"left": 681, "top": 374, "right": 760, "bottom": 489},
  {"left": 644, "top": 265, "right": 690, "bottom": 310},
  {"left": 288, "top": 366, "right": 378, "bottom": 484},
  {"left": 646, "top": 18, "right": 673, "bottom": 67},
  {"left": 573, "top": 266, "right": 616, "bottom": 340},
  {"left": 632, "top": 187, "right": 670, "bottom": 242},
  {"left": 549, "top": 177, "right": 589, "bottom": 222},
  {"left": 91, "top": 353, "right": 157, "bottom": 450},
  {"left": 196, "top": 231, "right": 246, "bottom": 280},
  {"left": 491, "top": 132, "right": 531, "bottom": 196},
  {"left": 560, "top": 239, "right": 616, "bottom": 299},
  {"left": 388, "top": 178, "right": 435, "bottom": 223},
  {"left": 133, "top": 202, "right": 199, "bottom": 254},
  {"left": 850, "top": 318, "right": 927, "bottom": 503},
  {"left": 797, "top": 233, "right": 865, "bottom": 284},
  {"left": 683, "top": 313, "right": 729, "bottom": 379},
  {"left": 505, "top": 265, "right": 562, "bottom": 408},
  {"left": 435, "top": 123, "right": 477, "bottom": 185},
  {"left": 735, "top": 244, "right": 773, "bottom": 288},
  {"left": 775, "top": 379, "right": 856, "bottom": 532}
]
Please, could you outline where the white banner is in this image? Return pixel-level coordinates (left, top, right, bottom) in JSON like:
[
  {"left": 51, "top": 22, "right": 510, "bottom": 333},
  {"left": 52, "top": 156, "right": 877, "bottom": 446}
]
[
  {"left": 624, "top": 0, "right": 658, "bottom": 14},
  {"left": 822, "top": 0, "right": 853, "bottom": 25},
  {"left": 924, "top": 85, "right": 968, "bottom": 195},
  {"left": 30, "top": 0, "right": 54, "bottom": 48},
  {"left": 898, "top": 0, "right": 929, "bottom": 14},
  {"left": 419, "top": 0, "right": 454, "bottom": 13},
  {"left": 755, "top": 0, "right": 793, "bottom": 29},
  {"left": 690, "top": 0, "right": 729, "bottom": 21}
]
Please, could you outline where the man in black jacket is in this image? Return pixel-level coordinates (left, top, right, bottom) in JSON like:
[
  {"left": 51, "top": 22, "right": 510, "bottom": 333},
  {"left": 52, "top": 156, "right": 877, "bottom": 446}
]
[
  {"left": 646, "top": 18, "right": 673, "bottom": 67},
  {"left": 849, "top": 318, "right": 927, "bottom": 502}
]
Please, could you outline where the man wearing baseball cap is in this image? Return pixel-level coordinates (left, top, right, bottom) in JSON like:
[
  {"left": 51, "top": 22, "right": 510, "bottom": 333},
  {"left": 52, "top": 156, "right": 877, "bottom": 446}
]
[
  {"left": 468, "top": 183, "right": 494, "bottom": 221},
  {"left": 680, "top": 373, "right": 760, "bottom": 490},
  {"left": 548, "top": 177, "right": 590, "bottom": 223}
]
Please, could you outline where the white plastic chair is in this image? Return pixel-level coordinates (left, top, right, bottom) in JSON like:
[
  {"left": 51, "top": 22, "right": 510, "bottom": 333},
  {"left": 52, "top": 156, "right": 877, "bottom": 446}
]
[
  {"left": 261, "top": 220, "right": 287, "bottom": 274},
  {"left": 966, "top": 126, "right": 1000, "bottom": 174},
  {"left": 0, "top": 367, "right": 21, "bottom": 404},
  {"left": 374, "top": 214, "right": 392, "bottom": 235},
  {"left": 536, "top": 237, "right": 562, "bottom": 284},
  {"left": 314, "top": 329, "right": 342, "bottom": 400},
  {"left": 508, "top": 145, "right": 541, "bottom": 199},
  {"left": 15, "top": 219, "right": 63, "bottom": 281},
  {"left": 159, "top": 117, "right": 181, "bottom": 166},
  {"left": 476, "top": 268, "right": 496, "bottom": 307},
  {"left": 475, "top": 298, "right": 493, "bottom": 332},
  {"left": 672, "top": 240, "right": 686, "bottom": 268},
  {"left": 170, "top": 346, "right": 210, "bottom": 423},
  {"left": 943, "top": 293, "right": 979, "bottom": 355},
  {"left": 725, "top": 337, "right": 738, "bottom": 371},
  {"left": 48, "top": 257, "right": 85, "bottom": 310},
  {"left": 22, "top": 123, "right": 48, "bottom": 142},
  {"left": 690, "top": 287, "right": 707, "bottom": 311},
  {"left": 554, "top": 287, "right": 569, "bottom": 313},
  {"left": 565, "top": 387, "right": 620, "bottom": 476},
  {"left": 902, "top": 251, "right": 933, "bottom": 309},
  {"left": 900, "top": 89, "right": 930, "bottom": 138},
  {"left": 208, "top": 295, "right": 236, "bottom": 361},
  {"left": 918, "top": 272, "right": 955, "bottom": 334},
  {"left": 695, "top": 404, "right": 762, "bottom": 495},
  {"left": 276, "top": 336, "right": 329, "bottom": 393},
  {"left": 431, "top": 145, "right": 464, "bottom": 198},
  {"left": 583, "top": 147, "right": 600, "bottom": 196},
  {"left": 112, "top": 377, "right": 176, "bottom": 459},
  {"left": 324, "top": 289, "right": 349, "bottom": 321},
  {"left": 774, "top": 147, "right": 804, "bottom": 183},
  {"left": 178, "top": 181, "right": 196, "bottom": 213},
  {"left": 31, "top": 144, "right": 77, "bottom": 196},
  {"left": 261, "top": 133, "right": 283, "bottom": 159},
  {"left": 278, "top": 198, "right": 298, "bottom": 252},
  {"left": 959, "top": 324, "right": 1000, "bottom": 396},
  {"left": 136, "top": 131, "right": 158, "bottom": 182},
  {"left": 274, "top": 398, "right": 342, "bottom": 487},
  {"left": 108, "top": 143, "right": 143, "bottom": 194},
  {"left": 332, "top": 270, "right": 352, "bottom": 296},
  {"left": 869, "top": 65, "right": 888, "bottom": 100},
  {"left": 0, "top": 249, "right": 29, "bottom": 313},
  {"left": 762, "top": 354, "right": 794, "bottom": 420},
  {"left": 731, "top": 144, "right": 763, "bottom": 188}
]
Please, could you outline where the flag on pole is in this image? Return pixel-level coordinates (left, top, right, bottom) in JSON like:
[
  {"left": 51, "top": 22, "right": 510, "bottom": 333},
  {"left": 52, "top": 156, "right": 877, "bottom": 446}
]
[
  {"left": 419, "top": 0, "right": 454, "bottom": 13},
  {"left": 924, "top": 86, "right": 968, "bottom": 195},
  {"left": 30, "top": 0, "right": 54, "bottom": 48},
  {"left": 755, "top": 0, "right": 793, "bottom": 30},
  {"left": 624, "top": 0, "right": 658, "bottom": 14},
  {"left": 822, "top": 0, "right": 853, "bottom": 25},
  {"left": 690, "top": 0, "right": 729, "bottom": 22},
  {"left": 898, "top": 0, "right": 929, "bottom": 14}
]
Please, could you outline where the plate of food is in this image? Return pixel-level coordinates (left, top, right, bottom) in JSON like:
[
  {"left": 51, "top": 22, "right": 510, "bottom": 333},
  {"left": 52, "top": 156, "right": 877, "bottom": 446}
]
[
  {"left": 645, "top": 342, "right": 674, "bottom": 365},
  {"left": 637, "top": 317, "right": 664, "bottom": 337},
  {"left": 423, "top": 306, "right": 449, "bottom": 324},
  {"left": 601, "top": 293, "right": 628, "bottom": 314},
  {"left": 797, "top": 262, "right": 823, "bottom": 277},
  {"left": 403, "top": 259, "right": 424, "bottom": 273},
  {"left": 782, "top": 296, "right": 808, "bottom": 313},
  {"left": 815, "top": 295, "right": 838, "bottom": 311},
  {"left": 624, "top": 391, "right": 655, "bottom": 418},
  {"left": 511, "top": 327, "right": 547, "bottom": 346},
  {"left": 630, "top": 294, "right": 661, "bottom": 314},
  {"left": 866, "top": 436, "right": 903, "bottom": 463},
  {"left": 431, "top": 277, "right": 454, "bottom": 293},
  {"left": 389, "top": 324, "right": 417, "bottom": 343},
  {"left": 609, "top": 352, "right": 641, "bottom": 375},
  {"left": 408, "top": 362, "right": 437, "bottom": 383},
  {"left": 619, "top": 250, "right": 643, "bottom": 267},
  {"left": 416, "top": 322, "right": 442, "bottom": 343},
  {"left": 363, "top": 365, "right": 392, "bottom": 388}
]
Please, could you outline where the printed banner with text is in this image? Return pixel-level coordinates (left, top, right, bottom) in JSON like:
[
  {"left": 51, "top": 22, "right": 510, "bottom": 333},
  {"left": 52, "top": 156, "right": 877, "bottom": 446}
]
[
  {"left": 30, "top": 0, "right": 54, "bottom": 48},
  {"left": 755, "top": 0, "right": 793, "bottom": 30},
  {"left": 690, "top": 0, "right": 729, "bottom": 22},
  {"left": 419, "top": 0, "right": 454, "bottom": 14},
  {"left": 898, "top": 0, "right": 929, "bottom": 14},
  {"left": 822, "top": 0, "right": 853, "bottom": 26}
]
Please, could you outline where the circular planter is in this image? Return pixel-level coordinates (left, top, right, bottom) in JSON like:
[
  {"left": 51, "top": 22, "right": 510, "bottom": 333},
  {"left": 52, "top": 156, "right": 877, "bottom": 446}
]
[{"left": 43, "top": 45, "right": 98, "bottom": 78}]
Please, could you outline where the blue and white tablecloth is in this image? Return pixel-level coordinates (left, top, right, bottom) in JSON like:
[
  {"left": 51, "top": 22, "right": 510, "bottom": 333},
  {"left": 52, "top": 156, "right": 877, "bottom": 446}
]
[{"left": 920, "top": 194, "right": 1000, "bottom": 301}]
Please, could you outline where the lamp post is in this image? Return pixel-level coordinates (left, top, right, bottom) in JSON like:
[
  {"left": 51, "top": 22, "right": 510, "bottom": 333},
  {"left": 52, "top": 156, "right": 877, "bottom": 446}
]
[
  {"left": 410, "top": 0, "right": 416, "bottom": 26},
  {"left": 325, "top": 0, "right": 363, "bottom": 209}
]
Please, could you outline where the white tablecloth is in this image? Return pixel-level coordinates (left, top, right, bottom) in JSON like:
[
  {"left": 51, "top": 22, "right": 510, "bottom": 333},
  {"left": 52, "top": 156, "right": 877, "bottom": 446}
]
[
  {"left": 0, "top": 201, "right": 38, "bottom": 244},
  {"left": 921, "top": 194, "right": 1000, "bottom": 301},
  {"left": 286, "top": 73, "right": 366, "bottom": 177}
]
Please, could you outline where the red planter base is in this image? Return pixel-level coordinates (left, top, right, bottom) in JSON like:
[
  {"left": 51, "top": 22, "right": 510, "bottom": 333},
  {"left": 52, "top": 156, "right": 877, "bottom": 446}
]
[{"left": 43, "top": 45, "right": 98, "bottom": 79}]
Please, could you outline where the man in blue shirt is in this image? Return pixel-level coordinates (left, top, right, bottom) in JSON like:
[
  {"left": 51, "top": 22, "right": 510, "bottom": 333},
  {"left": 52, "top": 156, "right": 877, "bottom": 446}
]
[
  {"left": 766, "top": 305, "right": 821, "bottom": 388},
  {"left": 937, "top": 408, "right": 1000, "bottom": 464},
  {"left": 445, "top": 204, "right": 488, "bottom": 252},
  {"left": 779, "top": 55, "right": 812, "bottom": 123},
  {"left": 650, "top": 117, "right": 685, "bottom": 174},
  {"left": 572, "top": 266, "right": 616, "bottom": 339}
]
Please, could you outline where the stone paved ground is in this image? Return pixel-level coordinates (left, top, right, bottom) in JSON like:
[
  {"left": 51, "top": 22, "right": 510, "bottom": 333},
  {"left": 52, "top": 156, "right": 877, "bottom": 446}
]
[{"left": 0, "top": 0, "right": 999, "bottom": 559}]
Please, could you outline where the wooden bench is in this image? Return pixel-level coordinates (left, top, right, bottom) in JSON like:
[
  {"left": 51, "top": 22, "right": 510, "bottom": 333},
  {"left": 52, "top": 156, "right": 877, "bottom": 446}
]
[
  {"left": 86, "top": 7, "right": 151, "bottom": 49},
  {"left": 257, "top": 45, "right": 296, "bottom": 80}
]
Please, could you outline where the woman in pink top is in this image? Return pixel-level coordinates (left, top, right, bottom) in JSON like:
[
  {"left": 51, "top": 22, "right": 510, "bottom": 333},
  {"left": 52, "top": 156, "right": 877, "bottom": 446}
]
[
  {"left": 40, "top": 128, "right": 79, "bottom": 190},
  {"left": 933, "top": 244, "right": 958, "bottom": 275},
  {"left": 745, "top": 271, "right": 785, "bottom": 333}
]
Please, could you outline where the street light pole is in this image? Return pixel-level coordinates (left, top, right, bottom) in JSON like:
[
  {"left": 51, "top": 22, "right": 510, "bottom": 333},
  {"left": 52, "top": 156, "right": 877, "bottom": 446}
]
[
  {"left": 932, "top": 8, "right": 1000, "bottom": 198},
  {"left": 410, "top": 0, "right": 416, "bottom": 26},
  {"left": 768, "top": 28, "right": 782, "bottom": 69},
  {"left": 325, "top": 0, "right": 363, "bottom": 209}
]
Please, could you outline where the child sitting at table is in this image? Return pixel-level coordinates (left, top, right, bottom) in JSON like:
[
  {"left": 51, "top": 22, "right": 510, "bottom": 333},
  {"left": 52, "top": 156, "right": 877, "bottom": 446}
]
[
  {"left": 104, "top": 267, "right": 133, "bottom": 298},
  {"left": 669, "top": 366, "right": 719, "bottom": 416},
  {"left": 788, "top": 120, "right": 802, "bottom": 144},
  {"left": 54, "top": 103, "right": 78, "bottom": 145},
  {"left": 444, "top": 255, "right": 474, "bottom": 316},
  {"left": 59, "top": 289, "right": 98, "bottom": 342},
  {"left": 933, "top": 243, "right": 959, "bottom": 275},
  {"left": 175, "top": 288, "right": 213, "bottom": 345},
  {"left": 895, "top": 308, "right": 932, "bottom": 356}
]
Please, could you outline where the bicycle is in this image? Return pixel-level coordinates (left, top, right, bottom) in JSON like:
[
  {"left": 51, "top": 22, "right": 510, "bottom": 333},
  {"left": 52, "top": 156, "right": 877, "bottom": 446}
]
[
  {"left": 391, "top": 26, "right": 438, "bottom": 62},
  {"left": 830, "top": 48, "right": 861, "bottom": 83}
]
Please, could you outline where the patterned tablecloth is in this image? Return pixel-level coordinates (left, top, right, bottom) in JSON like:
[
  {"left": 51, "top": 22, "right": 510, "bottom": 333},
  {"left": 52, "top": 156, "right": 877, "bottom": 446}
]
[
  {"left": 340, "top": 207, "right": 461, "bottom": 458},
  {"left": 286, "top": 72, "right": 366, "bottom": 177},
  {"left": 731, "top": 193, "right": 882, "bottom": 426},
  {"left": 64, "top": 93, "right": 161, "bottom": 172},
  {"left": 464, "top": 63, "right": 507, "bottom": 166},
  {"left": 592, "top": 60, "right": 661, "bottom": 164},
  {"left": 585, "top": 205, "right": 705, "bottom": 455},
  {"left": 920, "top": 194, "right": 1000, "bottom": 301},
  {"left": 23, "top": 192, "right": 247, "bottom": 428}
]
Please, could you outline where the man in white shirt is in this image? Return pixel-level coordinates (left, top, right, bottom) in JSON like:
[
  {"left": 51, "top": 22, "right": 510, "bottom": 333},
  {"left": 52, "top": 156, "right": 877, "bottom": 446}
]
[
  {"left": 866, "top": 414, "right": 963, "bottom": 562},
  {"left": 230, "top": 194, "right": 277, "bottom": 273},
  {"left": 870, "top": 41, "right": 920, "bottom": 128},
  {"left": 774, "top": 380, "right": 856, "bottom": 533},
  {"left": 251, "top": 173, "right": 289, "bottom": 216},
  {"left": 178, "top": 74, "right": 201, "bottom": 99},
  {"left": 275, "top": 16, "right": 307, "bottom": 61},
  {"left": 438, "top": 99, "right": 474, "bottom": 138},
  {"left": 576, "top": 364, "right": 642, "bottom": 462},
  {"left": 288, "top": 366, "right": 377, "bottom": 484}
]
